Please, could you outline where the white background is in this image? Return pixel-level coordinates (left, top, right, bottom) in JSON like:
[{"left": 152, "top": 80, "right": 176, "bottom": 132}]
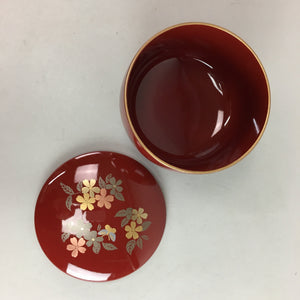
[{"left": 0, "top": 1, "right": 299, "bottom": 299}]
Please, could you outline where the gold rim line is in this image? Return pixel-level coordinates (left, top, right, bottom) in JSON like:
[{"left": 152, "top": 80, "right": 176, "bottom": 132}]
[{"left": 124, "top": 22, "right": 271, "bottom": 174}]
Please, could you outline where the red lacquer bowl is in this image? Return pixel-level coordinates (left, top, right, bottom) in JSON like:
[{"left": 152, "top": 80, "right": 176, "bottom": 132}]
[
  {"left": 121, "top": 23, "right": 270, "bottom": 173},
  {"left": 34, "top": 152, "right": 166, "bottom": 281}
]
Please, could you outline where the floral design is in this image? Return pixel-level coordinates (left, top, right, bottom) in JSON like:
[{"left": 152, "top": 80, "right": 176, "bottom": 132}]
[
  {"left": 60, "top": 176, "right": 123, "bottom": 257},
  {"left": 106, "top": 177, "right": 123, "bottom": 196},
  {"left": 84, "top": 230, "right": 104, "bottom": 247},
  {"left": 82, "top": 179, "right": 100, "bottom": 197},
  {"left": 131, "top": 208, "right": 148, "bottom": 224},
  {"left": 125, "top": 221, "right": 143, "bottom": 240},
  {"left": 115, "top": 207, "right": 151, "bottom": 255},
  {"left": 66, "top": 237, "right": 86, "bottom": 258},
  {"left": 60, "top": 174, "right": 125, "bottom": 212},
  {"left": 59, "top": 176, "right": 154, "bottom": 258},
  {"left": 62, "top": 221, "right": 118, "bottom": 256},
  {"left": 76, "top": 193, "right": 95, "bottom": 211},
  {"left": 99, "top": 174, "right": 125, "bottom": 201},
  {"left": 99, "top": 224, "right": 116, "bottom": 241},
  {"left": 95, "top": 189, "right": 114, "bottom": 209}
]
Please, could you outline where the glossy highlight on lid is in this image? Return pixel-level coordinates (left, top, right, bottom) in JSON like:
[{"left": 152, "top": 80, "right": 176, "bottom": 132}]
[
  {"left": 123, "top": 22, "right": 270, "bottom": 173},
  {"left": 34, "top": 152, "right": 166, "bottom": 281}
]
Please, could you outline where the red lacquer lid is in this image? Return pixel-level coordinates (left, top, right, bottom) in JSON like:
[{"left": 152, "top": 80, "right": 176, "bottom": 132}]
[{"left": 34, "top": 151, "right": 166, "bottom": 281}]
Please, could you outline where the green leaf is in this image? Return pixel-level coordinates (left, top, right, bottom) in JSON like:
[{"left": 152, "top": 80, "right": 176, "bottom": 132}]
[
  {"left": 95, "top": 236, "right": 104, "bottom": 242},
  {"left": 105, "top": 184, "right": 113, "bottom": 190},
  {"left": 116, "top": 179, "right": 122, "bottom": 185},
  {"left": 76, "top": 181, "right": 83, "bottom": 192},
  {"left": 121, "top": 216, "right": 131, "bottom": 227},
  {"left": 116, "top": 186, "right": 123, "bottom": 192},
  {"left": 105, "top": 173, "right": 112, "bottom": 183},
  {"left": 60, "top": 182, "right": 74, "bottom": 195},
  {"left": 110, "top": 189, "right": 116, "bottom": 196},
  {"left": 109, "top": 177, "right": 116, "bottom": 185},
  {"left": 126, "top": 208, "right": 133, "bottom": 218},
  {"left": 126, "top": 240, "right": 136, "bottom": 255},
  {"left": 61, "top": 232, "right": 70, "bottom": 242},
  {"left": 115, "top": 192, "right": 125, "bottom": 201},
  {"left": 141, "top": 235, "right": 149, "bottom": 240},
  {"left": 66, "top": 195, "right": 72, "bottom": 211},
  {"left": 137, "top": 237, "right": 143, "bottom": 249},
  {"left": 98, "top": 176, "right": 106, "bottom": 189},
  {"left": 93, "top": 187, "right": 100, "bottom": 194},
  {"left": 97, "top": 224, "right": 102, "bottom": 231},
  {"left": 93, "top": 242, "right": 101, "bottom": 254},
  {"left": 86, "top": 240, "right": 93, "bottom": 247},
  {"left": 115, "top": 209, "right": 127, "bottom": 217},
  {"left": 102, "top": 243, "right": 117, "bottom": 251},
  {"left": 141, "top": 221, "right": 151, "bottom": 231}
]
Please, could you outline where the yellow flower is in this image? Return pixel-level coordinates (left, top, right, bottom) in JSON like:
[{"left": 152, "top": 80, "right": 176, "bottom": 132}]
[
  {"left": 76, "top": 193, "right": 95, "bottom": 211},
  {"left": 131, "top": 208, "right": 148, "bottom": 224},
  {"left": 99, "top": 224, "right": 117, "bottom": 241},
  {"left": 105, "top": 224, "right": 116, "bottom": 235},
  {"left": 82, "top": 179, "right": 100, "bottom": 197},
  {"left": 125, "top": 221, "right": 143, "bottom": 240}
]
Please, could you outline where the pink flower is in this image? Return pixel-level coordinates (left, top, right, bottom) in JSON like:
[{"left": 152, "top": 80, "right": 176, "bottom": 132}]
[
  {"left": 95, "top": 188, "right": 114, "bottom": 209},
  {"left": 66, "top": 237, "right": 86, "bottom": 258}
]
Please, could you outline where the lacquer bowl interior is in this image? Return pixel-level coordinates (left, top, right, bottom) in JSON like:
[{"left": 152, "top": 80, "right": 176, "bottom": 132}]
[{"left": 124, "top": 23, "right": 270, "bottom": 173}]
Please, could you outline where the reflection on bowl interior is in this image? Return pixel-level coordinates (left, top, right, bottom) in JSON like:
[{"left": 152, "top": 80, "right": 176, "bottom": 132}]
[{"left": 127, "top": 24, "right": 269, "bottom": 172}]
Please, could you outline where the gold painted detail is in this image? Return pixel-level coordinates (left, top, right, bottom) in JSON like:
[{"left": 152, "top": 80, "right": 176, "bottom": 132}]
[
  {"left": 60, "top": 174, "right": 124, "bottom": 212},
  {"left": 115, "top": 208, "right": 151, "bottom": 255},
  {"left": 76, "top": 193, "right": 95, "bottom": 211},
  {"left": 60, "top": 176, "right": 123, "bottom": 257},
  {"left": 62, "top": 220, "right": 117, "bottom": 257}
]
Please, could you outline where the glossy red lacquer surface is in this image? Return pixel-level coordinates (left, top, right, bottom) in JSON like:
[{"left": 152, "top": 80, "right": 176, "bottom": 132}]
[
  {"left": 123, "top": 24, "right": 270, "bottom": 172},
  {"left": 35, "top": 152, "right": 166, "bottom": 281}
]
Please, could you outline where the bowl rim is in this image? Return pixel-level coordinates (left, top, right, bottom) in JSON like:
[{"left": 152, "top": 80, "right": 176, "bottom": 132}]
[{"left": 123, "top": 22, "right": 271, "bottom": 174}]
